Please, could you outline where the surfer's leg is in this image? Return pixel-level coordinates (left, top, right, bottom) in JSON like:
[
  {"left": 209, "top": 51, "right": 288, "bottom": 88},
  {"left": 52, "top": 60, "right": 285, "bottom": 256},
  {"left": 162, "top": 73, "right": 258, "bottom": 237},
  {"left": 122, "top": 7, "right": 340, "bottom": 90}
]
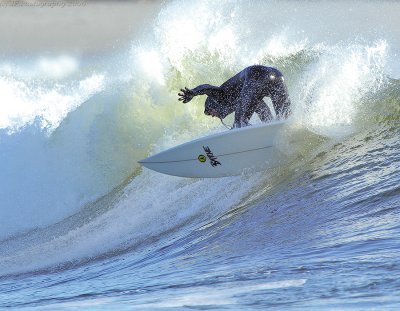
[
  {"left": 255, "top": 100, "right": 273, "bottom": 122},
  {"left": 234, "top": 97, "right": 251, "bottom": 127},
  {"left": 234, "top": 92, "right": 261, "bottom": 127},
  {"left": 234, "top": 81, "right": 252, "bottom": 127},
  {"left": 270, "top": 81, "right": 291, "bottom": 119},
  {"left": 234, "top": 69, "right": 269, "bottom": 127}
]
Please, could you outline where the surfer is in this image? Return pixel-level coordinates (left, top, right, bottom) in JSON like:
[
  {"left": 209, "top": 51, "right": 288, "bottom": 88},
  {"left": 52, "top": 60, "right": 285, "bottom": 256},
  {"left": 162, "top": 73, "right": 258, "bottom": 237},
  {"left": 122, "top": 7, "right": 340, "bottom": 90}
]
[{"left": 178, "top": 65, "right": 291, "bottom": 128}]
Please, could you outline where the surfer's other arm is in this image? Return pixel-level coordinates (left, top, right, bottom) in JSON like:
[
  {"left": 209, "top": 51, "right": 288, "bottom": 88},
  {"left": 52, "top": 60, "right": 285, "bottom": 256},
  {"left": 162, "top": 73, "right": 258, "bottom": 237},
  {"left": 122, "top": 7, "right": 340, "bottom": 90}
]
[{"left": 178, "top": 84, "right": 221, "bottom": 103}]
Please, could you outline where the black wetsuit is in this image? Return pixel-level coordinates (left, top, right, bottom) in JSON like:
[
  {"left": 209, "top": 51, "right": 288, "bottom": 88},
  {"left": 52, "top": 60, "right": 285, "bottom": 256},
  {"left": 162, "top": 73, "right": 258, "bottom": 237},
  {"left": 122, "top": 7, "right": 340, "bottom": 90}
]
[{"left": 179, "top": 65, "right": 291, "bottom": 128}]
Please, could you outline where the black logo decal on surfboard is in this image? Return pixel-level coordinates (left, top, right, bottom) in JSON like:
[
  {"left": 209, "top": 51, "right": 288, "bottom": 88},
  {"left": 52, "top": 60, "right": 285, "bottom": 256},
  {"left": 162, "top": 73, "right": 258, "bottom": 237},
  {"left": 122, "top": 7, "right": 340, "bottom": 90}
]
[{"left": 203, "top": 146, "right": 221, "bottom": 167}]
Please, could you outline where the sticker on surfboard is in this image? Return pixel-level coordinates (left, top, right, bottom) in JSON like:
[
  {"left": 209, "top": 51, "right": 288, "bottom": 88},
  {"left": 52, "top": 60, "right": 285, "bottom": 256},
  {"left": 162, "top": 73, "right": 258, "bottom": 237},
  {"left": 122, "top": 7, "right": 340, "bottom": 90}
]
[{"left": 198, "top": 154, "right": 206, "bottom": 163}]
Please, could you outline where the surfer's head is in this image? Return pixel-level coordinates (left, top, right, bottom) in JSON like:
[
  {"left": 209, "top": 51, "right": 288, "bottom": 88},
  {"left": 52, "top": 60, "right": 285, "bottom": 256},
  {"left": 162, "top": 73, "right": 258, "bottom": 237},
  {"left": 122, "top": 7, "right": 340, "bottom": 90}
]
[{"left": 204, "top": 97, "right": 229, "bottom": 119}]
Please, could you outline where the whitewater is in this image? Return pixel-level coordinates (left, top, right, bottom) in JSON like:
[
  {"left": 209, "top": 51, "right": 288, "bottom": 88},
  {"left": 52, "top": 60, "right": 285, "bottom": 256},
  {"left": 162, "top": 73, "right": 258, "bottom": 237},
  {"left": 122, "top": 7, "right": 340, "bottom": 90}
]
[{"left": 0, "top": 0, "right": 399, "bottom": 309}]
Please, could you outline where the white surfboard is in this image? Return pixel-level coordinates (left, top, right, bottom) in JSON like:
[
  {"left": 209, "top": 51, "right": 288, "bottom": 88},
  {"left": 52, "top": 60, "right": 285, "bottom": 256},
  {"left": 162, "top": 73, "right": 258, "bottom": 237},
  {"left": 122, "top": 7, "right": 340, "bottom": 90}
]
[{"left": 139, "top": 121, "right": 286, "bottom": 178}]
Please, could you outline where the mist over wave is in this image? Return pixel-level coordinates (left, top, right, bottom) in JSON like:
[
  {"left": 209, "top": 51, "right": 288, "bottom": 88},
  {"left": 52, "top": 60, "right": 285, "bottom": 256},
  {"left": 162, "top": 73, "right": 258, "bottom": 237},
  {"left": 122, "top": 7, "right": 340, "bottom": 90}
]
[{"left": 0, "top": 0, "right": 399, "bottom": 290}]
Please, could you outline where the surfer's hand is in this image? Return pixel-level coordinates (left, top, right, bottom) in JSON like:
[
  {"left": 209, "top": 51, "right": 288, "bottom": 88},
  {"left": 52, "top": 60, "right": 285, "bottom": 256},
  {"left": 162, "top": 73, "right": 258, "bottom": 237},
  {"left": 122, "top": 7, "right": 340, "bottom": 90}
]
[{"left": 178, "top": 87, "right": 195, "bottom": 103}]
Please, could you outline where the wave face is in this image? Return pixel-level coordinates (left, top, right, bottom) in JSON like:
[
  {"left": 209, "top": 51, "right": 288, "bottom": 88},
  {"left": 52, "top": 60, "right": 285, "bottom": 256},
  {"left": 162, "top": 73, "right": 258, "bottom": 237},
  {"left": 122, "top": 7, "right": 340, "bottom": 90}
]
[{"left": 0, "top": 0, "right": 399, "bottom": 309}]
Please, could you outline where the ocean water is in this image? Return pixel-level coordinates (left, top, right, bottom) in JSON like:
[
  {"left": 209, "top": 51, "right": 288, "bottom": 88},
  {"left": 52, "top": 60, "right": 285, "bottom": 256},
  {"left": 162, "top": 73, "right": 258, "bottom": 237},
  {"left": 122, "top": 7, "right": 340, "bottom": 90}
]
[{"left": 1, "top": 0, "right": 399, "bottom": 309}]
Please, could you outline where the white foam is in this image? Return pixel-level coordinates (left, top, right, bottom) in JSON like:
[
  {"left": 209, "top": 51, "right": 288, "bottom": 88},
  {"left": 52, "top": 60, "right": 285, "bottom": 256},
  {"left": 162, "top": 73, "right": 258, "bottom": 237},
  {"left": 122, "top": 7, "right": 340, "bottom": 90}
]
[
  {"left": 131, "top": 279, "right": 307, "bottom": 308},
  {"left": 295, "top": 41, "right": 388, "bottom": 137},
  {"left": 0, "top": 73, "right": 104, "bottom": 133},
  {"left": 0, "top": 164, "right": 270, "bottom": 275}
]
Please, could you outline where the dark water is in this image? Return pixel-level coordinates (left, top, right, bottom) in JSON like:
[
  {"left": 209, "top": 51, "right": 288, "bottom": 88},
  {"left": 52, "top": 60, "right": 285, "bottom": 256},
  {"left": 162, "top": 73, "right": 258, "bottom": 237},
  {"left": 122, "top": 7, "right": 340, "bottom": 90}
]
[{"left": 1, "top": 1, "right": 400, "bottom": 309}]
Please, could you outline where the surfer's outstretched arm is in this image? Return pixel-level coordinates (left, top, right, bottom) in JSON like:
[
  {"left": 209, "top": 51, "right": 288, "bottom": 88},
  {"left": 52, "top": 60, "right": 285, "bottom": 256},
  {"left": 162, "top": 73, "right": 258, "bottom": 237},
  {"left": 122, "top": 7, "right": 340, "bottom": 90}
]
[
  {"left": 178, "top": 84, "right": 222, "bottom": 103},
  {"left": 191, "top": 84, "right": 222, "bottom": 96}
]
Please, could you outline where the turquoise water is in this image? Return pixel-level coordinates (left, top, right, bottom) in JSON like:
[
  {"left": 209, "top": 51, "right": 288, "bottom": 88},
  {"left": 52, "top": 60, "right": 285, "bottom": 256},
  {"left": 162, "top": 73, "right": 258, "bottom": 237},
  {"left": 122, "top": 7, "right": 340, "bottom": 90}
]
[{"left": 1, "top": 1, "right": 399, "bottom": 309}]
